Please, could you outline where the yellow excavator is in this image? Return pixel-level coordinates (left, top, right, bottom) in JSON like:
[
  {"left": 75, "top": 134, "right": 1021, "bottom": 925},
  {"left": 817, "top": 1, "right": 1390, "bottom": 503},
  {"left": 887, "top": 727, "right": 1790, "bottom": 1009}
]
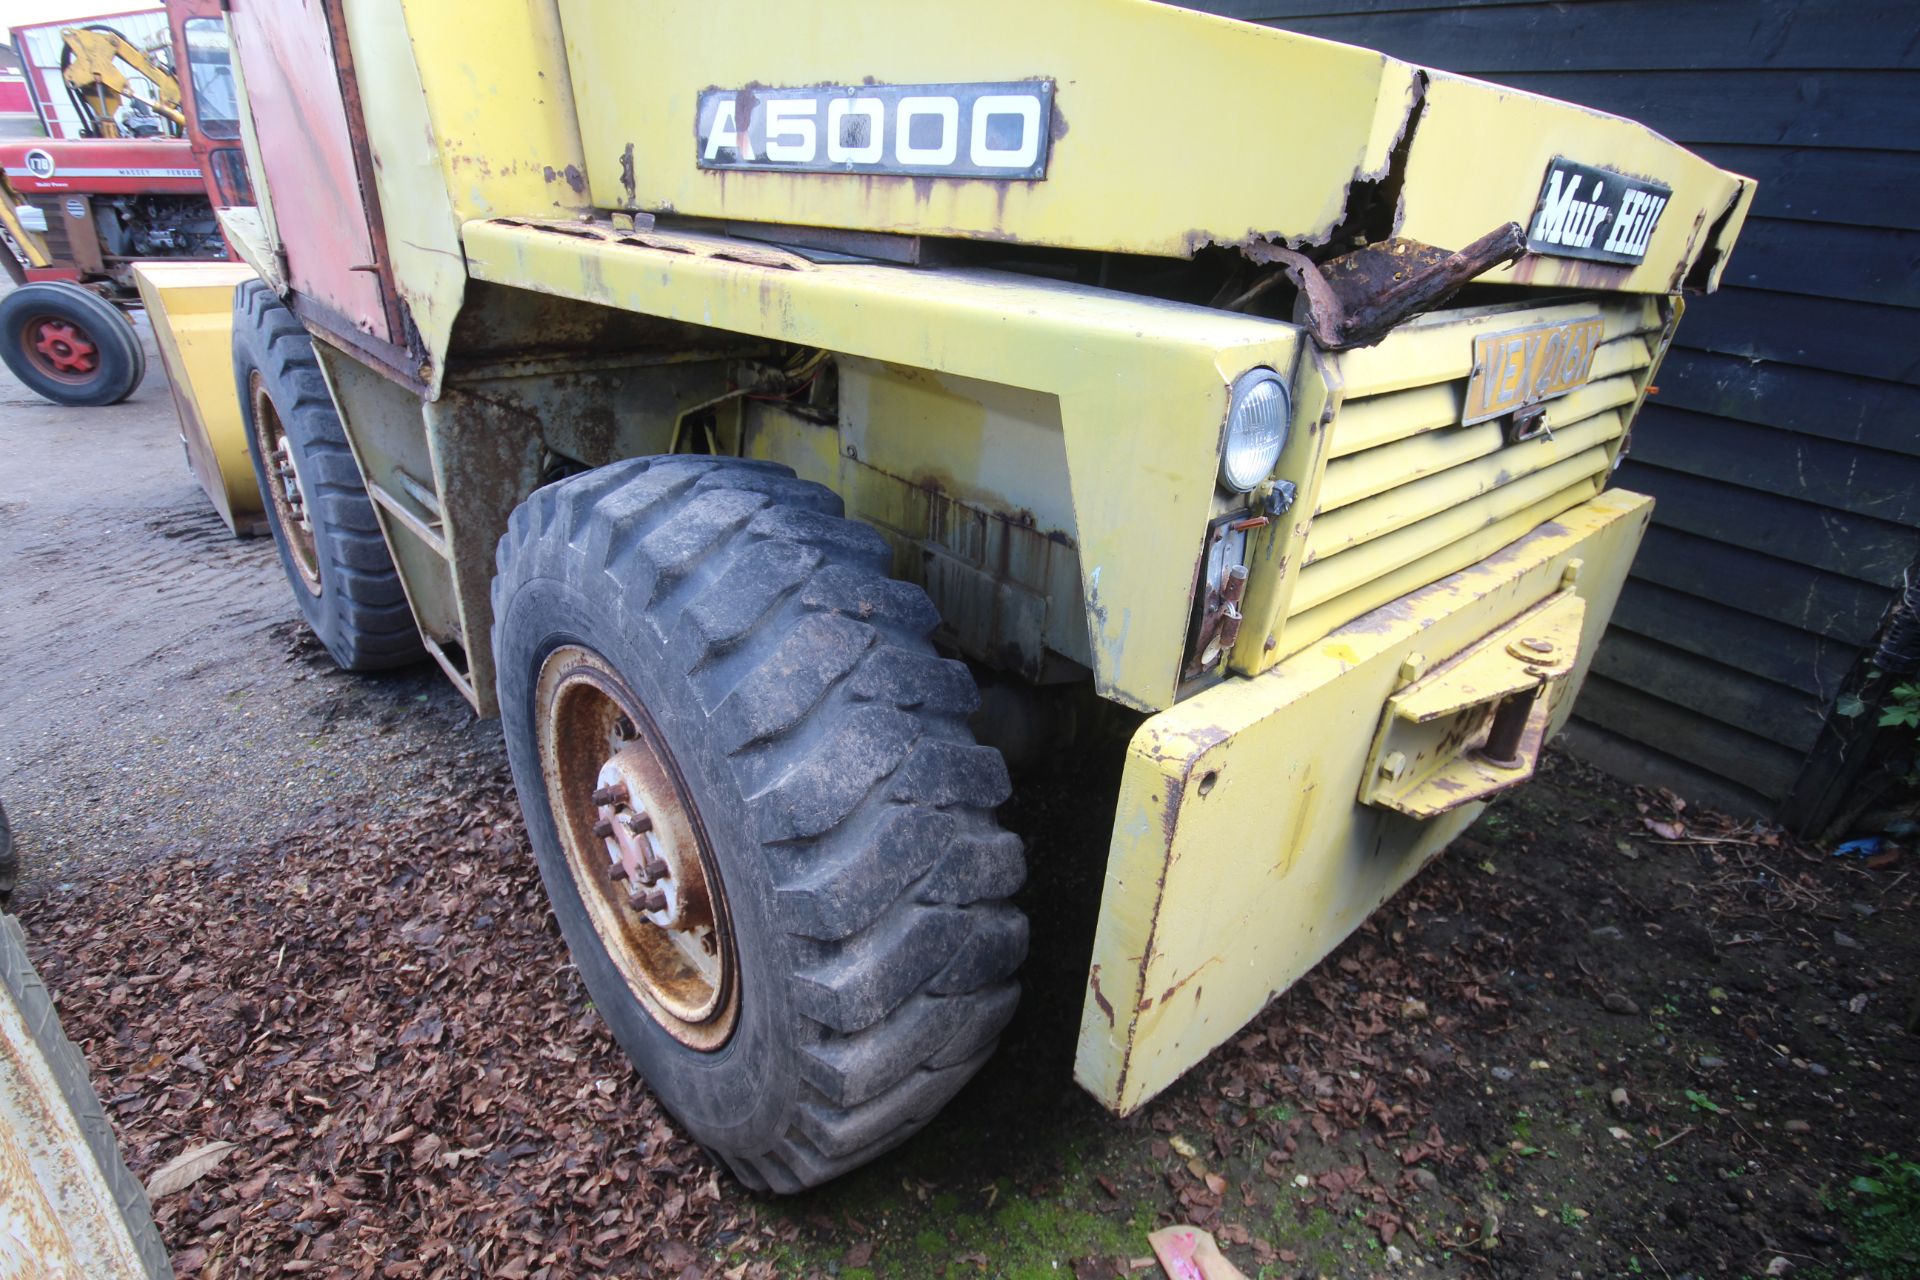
[{"left": 60, "top": 22, "right": 185, "bottom": 139}]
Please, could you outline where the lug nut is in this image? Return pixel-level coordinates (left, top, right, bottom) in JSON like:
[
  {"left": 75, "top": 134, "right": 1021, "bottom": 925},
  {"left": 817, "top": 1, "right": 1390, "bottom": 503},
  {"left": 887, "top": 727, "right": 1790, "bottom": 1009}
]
[
  {"left": 623, "top": 811, "right": 653, "bottom": 834},
  {"left": 638, "top": 856, "right": 669, "bottom": 884},
  {"left": 593, "top": 819, "right": 615, "bottom": 839},
  {"left": 609, "top": 862, "right": 629, "bottom": 881},
  {"left": 631, "top": 887, "right": 668, "bottom": 913},
  {"left": 591, "top": 783, "right": 628, "bottom": 805}
]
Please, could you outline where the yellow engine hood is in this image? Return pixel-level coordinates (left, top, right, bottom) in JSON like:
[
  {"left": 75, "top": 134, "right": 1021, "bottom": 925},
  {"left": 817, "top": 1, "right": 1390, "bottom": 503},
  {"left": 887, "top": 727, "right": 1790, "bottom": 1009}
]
[{"left": 556, "top": 0, "right": 1751, "bottom": 294}]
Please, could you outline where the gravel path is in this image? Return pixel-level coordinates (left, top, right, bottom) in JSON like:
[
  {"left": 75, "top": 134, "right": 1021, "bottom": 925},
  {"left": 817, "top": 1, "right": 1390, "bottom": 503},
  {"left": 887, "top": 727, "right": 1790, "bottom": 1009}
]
[{"left": 0, "top": 301, "right": 500, "bottom": 893}]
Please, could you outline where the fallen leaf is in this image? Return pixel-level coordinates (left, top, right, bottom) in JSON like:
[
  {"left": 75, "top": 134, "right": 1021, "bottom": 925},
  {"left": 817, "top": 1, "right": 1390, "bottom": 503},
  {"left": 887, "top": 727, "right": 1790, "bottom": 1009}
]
[{"left": 146, "top": 1141, "right": 238, "bottom": 1199}]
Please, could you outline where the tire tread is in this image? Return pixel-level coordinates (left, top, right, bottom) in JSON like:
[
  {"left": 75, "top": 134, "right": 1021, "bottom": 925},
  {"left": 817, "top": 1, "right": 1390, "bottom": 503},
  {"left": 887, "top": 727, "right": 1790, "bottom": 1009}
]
[{"left": 491, "top": 456, "right": 1026, "bottom": 1191}]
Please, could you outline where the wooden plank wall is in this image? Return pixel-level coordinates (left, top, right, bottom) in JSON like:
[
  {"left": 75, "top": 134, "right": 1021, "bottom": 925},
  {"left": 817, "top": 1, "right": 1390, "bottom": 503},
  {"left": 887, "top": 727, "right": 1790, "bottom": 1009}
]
[{"left": 1179, "top": 0, "right": 1920, "bottom": 824}]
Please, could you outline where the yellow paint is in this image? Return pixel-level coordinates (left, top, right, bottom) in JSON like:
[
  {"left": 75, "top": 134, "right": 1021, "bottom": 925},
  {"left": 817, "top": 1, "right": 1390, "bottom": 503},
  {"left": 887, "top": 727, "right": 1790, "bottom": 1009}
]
[
  {"left": 131, "top": 261, "right": 264, "bottom": 537},
  {"left": 60, "top": 25, "right": 184, "bottom": 135},
  {"left": 0, "top": 199, "right": 51, "bottom": 268},
  {"left": 216, "top": 208, "right": 279, "bottom": 292},
  {"left": 1075, "top": 488, "right": 1652, "bottom": 1113},
  {"left": 1231, "top": 294, "right": 1667, "bottom": 675},
  {"left": 463, "top": 216, "right": 1301, "bottom": 711},
  {"left": 1359, "top": 589, "right": 1587, "bottom": 816},
  {"left": 179, "top": 0, "right": 1762, "bottom": 1127},
  {"left": 558, "top": 0, "right": 1406, "bottom": 259},
  {"left": 1401, "top": 74, "right": 1754, "bottom": 295}
]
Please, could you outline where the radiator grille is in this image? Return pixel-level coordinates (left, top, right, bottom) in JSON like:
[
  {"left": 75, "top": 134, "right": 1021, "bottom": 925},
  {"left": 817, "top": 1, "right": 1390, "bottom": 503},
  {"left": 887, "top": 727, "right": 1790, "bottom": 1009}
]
[
  {"left": 1284, "top": 296, "right": 1667, "bottom": 645},
  {"left": 23, "top": 195, "right": 73, "bottom": 264}
]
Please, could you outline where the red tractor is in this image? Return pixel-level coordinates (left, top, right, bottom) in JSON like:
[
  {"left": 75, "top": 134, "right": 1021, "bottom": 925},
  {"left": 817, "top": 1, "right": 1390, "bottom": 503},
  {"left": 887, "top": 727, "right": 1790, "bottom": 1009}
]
[{"left": 0, "top": 0, "right": 248, "bottom": 405}]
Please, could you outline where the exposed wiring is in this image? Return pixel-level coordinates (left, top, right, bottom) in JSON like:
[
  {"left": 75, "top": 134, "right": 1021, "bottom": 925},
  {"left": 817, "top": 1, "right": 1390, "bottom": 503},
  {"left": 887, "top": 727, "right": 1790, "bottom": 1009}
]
[{"left": 666, "top": 349, "right": 831, "bottom": 455}]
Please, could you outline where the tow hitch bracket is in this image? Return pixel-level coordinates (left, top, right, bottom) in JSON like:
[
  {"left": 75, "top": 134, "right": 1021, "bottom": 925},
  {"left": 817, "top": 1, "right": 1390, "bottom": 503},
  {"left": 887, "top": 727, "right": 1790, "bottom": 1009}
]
[{"left": 1359, "top": 589, "right": 1586, "bottom": 817}]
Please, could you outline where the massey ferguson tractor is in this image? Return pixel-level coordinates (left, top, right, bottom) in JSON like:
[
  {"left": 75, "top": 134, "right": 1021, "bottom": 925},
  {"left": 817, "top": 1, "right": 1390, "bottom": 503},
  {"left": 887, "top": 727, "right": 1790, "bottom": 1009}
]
[
  {"left": 0, "top": 0, "right": 246, "bottom": 406},
  {"left": 140, "top": 0, "right": 1749, "bottom": 1191}
]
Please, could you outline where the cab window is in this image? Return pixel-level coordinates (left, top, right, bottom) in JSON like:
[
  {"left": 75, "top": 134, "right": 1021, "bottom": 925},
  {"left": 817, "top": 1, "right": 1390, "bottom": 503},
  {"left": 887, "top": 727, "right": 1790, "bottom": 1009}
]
[{"left": 183, "top": 19, "right": 240, "bottom": 140}]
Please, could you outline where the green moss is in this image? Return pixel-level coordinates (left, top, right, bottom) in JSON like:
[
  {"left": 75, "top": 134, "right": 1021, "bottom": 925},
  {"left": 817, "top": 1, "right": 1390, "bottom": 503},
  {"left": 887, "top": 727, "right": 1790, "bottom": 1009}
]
[{"left": 1263, "top": 1203, "right": 1375, "bottom": 1274}]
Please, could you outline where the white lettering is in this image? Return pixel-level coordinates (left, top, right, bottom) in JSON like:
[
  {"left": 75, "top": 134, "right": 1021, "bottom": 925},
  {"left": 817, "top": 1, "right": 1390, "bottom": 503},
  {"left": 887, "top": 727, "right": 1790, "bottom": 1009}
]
[
  {"left": 826, "top": 97, "right": 884, "bottom": 164},
  {"left": 1633, "top": 195, "right": 1667, "bottom": 255},
  {"left": 895, "top": 96, "right": 959, "bottom": 167},
  {"left": 1603, "top": 189, "right": 1641, "bottom": 254},
  {"left": 702, "top": 99, "right": 752, "bottom": 162},
  {"left": 764, "top": 99, "right": 817, "bottom": 163},
  {"left": 968, "top": 94, "right": 1041, "bottom": 169},
  {"left": 1531, "top": 170, "right": 1584, "bottom": 244}
]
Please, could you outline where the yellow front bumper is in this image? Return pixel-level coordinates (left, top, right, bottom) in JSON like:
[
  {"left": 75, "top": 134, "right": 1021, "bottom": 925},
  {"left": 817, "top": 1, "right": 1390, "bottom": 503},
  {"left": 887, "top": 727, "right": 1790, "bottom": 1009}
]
[{"left": 1074, "top": 487, "right": 1653, "bottom": 1114}]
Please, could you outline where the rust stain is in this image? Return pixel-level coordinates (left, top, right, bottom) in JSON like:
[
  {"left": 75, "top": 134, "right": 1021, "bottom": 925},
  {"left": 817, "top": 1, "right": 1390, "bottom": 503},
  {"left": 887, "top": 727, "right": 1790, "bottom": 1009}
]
[
  {"left": 1089, "top": 963, "right": 1114, "bottom": 1026},
  {"left": 1157, "top": 955, "right": 1222, "bottom": 1008},
  {"left": 1247, "top": 224, "right": 1527, "bottom": 351}
]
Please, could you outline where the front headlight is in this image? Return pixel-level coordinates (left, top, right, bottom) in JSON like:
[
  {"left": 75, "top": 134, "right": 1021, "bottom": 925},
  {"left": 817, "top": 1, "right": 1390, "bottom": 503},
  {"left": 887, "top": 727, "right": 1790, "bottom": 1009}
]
[{"left": 1219, "top": 367, "right": 1290, "bottom": 493}]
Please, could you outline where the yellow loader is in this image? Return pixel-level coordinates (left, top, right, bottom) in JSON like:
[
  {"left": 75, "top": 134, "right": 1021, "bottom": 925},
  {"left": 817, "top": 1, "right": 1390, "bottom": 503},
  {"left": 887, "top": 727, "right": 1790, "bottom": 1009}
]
[{"left": 139, "top": 0, "right": 1750, "bottom": 1191}]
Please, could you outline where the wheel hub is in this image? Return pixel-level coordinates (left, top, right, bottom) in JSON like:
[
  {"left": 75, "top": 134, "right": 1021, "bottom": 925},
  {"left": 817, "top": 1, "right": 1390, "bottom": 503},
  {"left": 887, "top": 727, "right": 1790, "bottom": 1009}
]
[
  {"left": 272, "top": 437, "right": 311, "bottom": 533},
  {"left": 537, "top": 646, "right": 738, "bottom": 1050},
  {"left": 23, "top": 317, "right": 99, "bottom": 381},
  {"left": 248, "top": 371, "right": 322, "bottom": 595},
  {"left": 592, "top": 751, "right": 713, "bottom": 934}
]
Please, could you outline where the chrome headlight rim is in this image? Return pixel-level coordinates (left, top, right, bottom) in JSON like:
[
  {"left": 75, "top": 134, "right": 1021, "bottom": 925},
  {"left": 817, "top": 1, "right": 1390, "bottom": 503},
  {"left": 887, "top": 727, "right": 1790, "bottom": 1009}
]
[{"left": 1218, "top": 366, "right": 1291, "bottom": 494}]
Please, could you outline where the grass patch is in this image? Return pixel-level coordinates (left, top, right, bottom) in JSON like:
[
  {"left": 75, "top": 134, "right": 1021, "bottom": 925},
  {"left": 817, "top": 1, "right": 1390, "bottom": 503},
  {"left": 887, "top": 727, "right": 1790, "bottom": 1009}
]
[{"left": 1838, "top": 1155, "right": 1920, "bottom": 1275}]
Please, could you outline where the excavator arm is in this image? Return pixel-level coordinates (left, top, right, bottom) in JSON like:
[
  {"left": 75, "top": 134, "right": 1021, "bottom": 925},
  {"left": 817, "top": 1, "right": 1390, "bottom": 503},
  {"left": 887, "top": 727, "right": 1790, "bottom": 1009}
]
[{"left": 60, "top": 25, "right": 185, "bottom": 139}]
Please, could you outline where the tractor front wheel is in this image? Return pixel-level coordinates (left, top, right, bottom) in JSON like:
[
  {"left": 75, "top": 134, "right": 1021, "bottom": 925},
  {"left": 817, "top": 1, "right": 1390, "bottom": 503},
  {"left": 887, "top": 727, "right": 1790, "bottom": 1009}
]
[
  {"left": 493, "top": 456, "right": 1028, "bottom": 1192},
  {"left": 0, "top": 282, "right": 144, "bottom": 407}
]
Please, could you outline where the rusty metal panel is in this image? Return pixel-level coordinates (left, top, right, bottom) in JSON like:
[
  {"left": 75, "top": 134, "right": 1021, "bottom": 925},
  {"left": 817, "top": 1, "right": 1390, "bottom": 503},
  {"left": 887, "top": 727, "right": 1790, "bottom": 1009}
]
[
  {"left": 1230, "top": 294, "right": 1669, "bottom": 674},
  {"left": 557, "top": 0, "right": 1409, "bottom": 260},
  {"left": 226, "top": 0, "right": 389, "bottom": 343},
  {"left": 0, "top": 916, "right": 167, "bottom": 1279},
  {"left": 1075, "top": 489, "right": 1653, "bottom": 1114},
  {"left": 461, "top": 215, "right": 1302, "bottom": 712}
]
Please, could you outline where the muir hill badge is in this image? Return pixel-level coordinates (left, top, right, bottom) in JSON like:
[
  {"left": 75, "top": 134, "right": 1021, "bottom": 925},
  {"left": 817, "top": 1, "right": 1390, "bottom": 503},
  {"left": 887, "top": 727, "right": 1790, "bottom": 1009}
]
[{"left": 1527, "top": 157, "right": 1671, "bottom": 266}]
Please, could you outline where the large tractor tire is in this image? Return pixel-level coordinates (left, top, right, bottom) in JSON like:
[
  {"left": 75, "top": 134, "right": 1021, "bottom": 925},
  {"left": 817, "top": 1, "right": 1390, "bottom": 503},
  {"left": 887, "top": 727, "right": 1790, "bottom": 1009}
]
[
  {"left": 0, "top": 281, "right": 144, "bottom": 406},
  {"left": 232, "top": 280, "right": 422, "bottom": 671},
  {"left": 493, "top": 456, "right": 1027, "bottom": 1192},
  {"left": 0, "top": 913, "right": 172, "bottom": 1279}
]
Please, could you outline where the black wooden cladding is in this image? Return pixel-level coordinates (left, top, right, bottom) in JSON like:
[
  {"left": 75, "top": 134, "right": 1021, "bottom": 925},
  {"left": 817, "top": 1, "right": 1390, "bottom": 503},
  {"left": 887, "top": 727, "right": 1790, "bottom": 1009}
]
[
  {"left": 1690, "top": 146, "right": 1920, "bottom": 232},
  {"left": 1175, "top": 0, "right": 1920, "bottom": 823},
  {"left": 1203, "top": 0, "right": 1920, "bottom": 70},
  {"left": 1653, "top": 350, "right": 1920, "bottom": 455}
]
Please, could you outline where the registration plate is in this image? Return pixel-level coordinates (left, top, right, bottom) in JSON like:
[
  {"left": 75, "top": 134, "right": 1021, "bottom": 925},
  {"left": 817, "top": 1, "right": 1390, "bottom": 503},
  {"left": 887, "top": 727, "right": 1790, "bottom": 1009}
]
[{"left": 1462, "top": 316, "right": 1605, "bottom": 426}]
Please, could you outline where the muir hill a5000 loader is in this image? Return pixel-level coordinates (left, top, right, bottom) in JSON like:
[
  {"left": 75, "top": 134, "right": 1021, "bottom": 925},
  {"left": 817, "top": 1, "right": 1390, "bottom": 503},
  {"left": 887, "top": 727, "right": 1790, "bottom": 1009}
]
[{"left": 136, "top": 0, "right": 1750, "bottom": 1191}]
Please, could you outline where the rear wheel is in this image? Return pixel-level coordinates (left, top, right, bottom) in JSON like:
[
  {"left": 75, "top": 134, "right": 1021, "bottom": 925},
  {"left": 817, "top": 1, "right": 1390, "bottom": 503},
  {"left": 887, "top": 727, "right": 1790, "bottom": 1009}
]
[
  {"left": 232, "top": 279, "right": 422, "bottom": 671},
  {"left": 493, "top": 456, "right": 1028, "bottom": 1192},
  {"left": 0, "top": 282, "right": 144, "bottom": 406}
]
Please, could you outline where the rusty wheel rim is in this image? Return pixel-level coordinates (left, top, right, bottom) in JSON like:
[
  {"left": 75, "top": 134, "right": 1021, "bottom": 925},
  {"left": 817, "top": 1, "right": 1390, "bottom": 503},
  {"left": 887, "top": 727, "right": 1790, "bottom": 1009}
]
[
  {"left": 248, "top": 370, "right": 321, "bottom": 595},
  {"left": 21, "top": 315, "right": 99, "bottom": 383},
  {"left": 536, "top": 645, "right": 738, "bottom": 1050}
]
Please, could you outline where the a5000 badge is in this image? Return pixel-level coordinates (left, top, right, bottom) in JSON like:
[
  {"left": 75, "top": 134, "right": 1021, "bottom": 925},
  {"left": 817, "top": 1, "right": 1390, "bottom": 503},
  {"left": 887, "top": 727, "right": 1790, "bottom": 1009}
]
[{"left": 696, "top": 81, "right": 1054, "bottom": 180}]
